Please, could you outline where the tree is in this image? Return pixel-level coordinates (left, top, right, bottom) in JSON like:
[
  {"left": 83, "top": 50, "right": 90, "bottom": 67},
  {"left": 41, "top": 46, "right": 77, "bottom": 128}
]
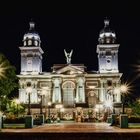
[
  {"left": 5, "top": 99, "right": 26, "bottom": 118},
  {"left": 0, "top": 53, "right": 18, "bottom": 112},
  {"left": 128, "top": 98, "right": 140, "bottom": 117}
]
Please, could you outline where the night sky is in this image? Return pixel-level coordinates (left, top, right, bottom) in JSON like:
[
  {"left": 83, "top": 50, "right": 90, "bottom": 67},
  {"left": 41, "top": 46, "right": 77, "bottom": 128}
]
[{"left": 0, "top": 4, "right": 140, "bottom": 97}]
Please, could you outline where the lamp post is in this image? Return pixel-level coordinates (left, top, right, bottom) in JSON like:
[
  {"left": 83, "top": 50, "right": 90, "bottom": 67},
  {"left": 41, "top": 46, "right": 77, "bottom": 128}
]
[
  {"left": 113, "top": 87, "right": 121, "bottom": 114},
  {"left": 38, "top": 89, "right": 47, "bottom": 115},
  {"left": 60, "top": 107, "right": 64, "bottom": 120},
  {"left": 47, "top": 102, "right": 51, "bottom": 121},
  {"left": 40, "top": 94, "right": 43, "bottom": 114},
  {"left": 104, "top": 100, "right": 113, "bottom": 117},
  {"left": 95, "top": 104, "right": 103, "bottom": 121},
  {"left": 120, "top": 85, "right": 128, "bottom": 114},
  {"left": 55, "top": 104, "right": 63, "bottom": 120},
  {"left": 26, "top": 87, "right": 32, "bottom": 115},
  {"left": 38, "top": 90, "right": 43, "bottom": 114}
]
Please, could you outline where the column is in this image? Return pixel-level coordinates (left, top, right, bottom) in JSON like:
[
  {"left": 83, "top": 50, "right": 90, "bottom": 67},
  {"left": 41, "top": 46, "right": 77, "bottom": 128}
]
[
  {"left": 76, "top": 78, "right": 85, "bottom": 103},
  {"left": 116, "top": 83, "right": 121, "bottom": 102},
  {"left": 99, "top": 81, "right": 104, "bottom": 102},
  {"left": 52, "top": 79, "right": 61, "bottom": 103},
  {"left": 76, "top": 84, "right": 79, "bottom": 102}
]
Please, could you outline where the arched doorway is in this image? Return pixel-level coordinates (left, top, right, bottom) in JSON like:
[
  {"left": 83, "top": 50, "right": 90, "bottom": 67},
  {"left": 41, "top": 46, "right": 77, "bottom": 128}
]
[
  {"left": 88, "top": 91, "right": 98, "bottom": 107},
  {"left": 62, "top": 81, "right": 75, "bottom": 107}
]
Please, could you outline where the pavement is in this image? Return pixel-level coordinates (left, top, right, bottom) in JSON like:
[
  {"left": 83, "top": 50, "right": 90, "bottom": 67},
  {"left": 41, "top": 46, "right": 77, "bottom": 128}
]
[{"left": 1, "top": 122, "right": 140, "bottom": 133}]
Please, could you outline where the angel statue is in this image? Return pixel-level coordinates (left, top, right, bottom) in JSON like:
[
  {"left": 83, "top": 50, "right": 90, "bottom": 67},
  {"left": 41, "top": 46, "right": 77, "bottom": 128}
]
[{"left": 64, "top": 49, "right": 73, "bottom": 64}]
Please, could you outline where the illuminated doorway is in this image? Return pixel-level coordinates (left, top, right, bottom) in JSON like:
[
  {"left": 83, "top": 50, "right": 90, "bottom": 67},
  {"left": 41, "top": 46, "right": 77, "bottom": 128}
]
[{"left": 62, "top": 81, "right": 75, "bottom": 107}]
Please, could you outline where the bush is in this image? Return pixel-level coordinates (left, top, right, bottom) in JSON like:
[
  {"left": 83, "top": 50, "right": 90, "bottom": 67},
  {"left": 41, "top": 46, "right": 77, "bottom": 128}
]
[
  {"left": 128, "top": 117, "right": 140, "bottom": 123},
  {"left": 3, "top": 117, "right": 25, "bottom": 124},
  {"left": 33, "top": 118, "right": 42, "bottom": 125}
]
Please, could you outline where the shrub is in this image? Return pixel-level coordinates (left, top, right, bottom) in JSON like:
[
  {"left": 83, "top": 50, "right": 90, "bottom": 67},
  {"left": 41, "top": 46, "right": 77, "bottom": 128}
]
[
  {"left": 33, "top": 117, "right": 42, "bottom": 125},
  {"left": 128, "top": 117, "right": 140, "bottom": 123},
  {"left": 3, "top": 117, "right": 25, "bottom": 124}
]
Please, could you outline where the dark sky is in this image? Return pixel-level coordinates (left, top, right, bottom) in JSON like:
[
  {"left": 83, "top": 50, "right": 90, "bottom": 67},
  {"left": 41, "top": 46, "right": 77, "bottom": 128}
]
[{"left": 0, "top": 3, "right": 140, "bottom": 97}]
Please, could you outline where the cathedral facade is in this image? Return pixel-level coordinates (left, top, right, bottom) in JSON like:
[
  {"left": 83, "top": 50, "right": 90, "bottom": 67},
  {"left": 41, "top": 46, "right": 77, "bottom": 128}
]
[{"left": 18, "top": 19, "right": 122, "bottom": 121}]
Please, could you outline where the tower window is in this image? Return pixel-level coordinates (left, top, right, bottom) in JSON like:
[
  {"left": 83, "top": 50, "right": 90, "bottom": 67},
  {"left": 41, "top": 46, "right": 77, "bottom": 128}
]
[
  {"left": 34, "top": 41, "right": 38, "bottom": 46},
  {"left": 107, "top": 80, "right": 112, "bottom": 86},
  {"left": 28, "top": 40, "right": 32, "bottom": 46},
  {"left": 106, "top": 58, "right": 112, "bottom": 70},
  {"left": 27, "top": 82, "right": 31, "bottom": 87},
  {"left": 24, "top": 41, "right": 26, "bottom": 46}
]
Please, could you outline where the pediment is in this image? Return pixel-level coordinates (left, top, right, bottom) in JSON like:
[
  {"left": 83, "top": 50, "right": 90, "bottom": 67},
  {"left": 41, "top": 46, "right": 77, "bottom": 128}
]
[{"left": 53, "top": 65, "right": 85, "bottom": 75}]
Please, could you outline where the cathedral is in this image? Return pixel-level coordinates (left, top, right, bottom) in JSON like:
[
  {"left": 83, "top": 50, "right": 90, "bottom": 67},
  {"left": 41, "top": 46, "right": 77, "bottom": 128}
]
[{"left": 18, "top": 19, "right": 122, "bottom": 121}]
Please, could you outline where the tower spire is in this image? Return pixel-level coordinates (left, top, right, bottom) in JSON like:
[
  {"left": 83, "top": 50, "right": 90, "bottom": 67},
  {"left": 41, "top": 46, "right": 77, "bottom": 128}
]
[
  {"left": 23, "top": 19, "right": 41, "bottom": 47},
  {"left": 104, "top": 18, "right": 109, "bottom": 27},
  {"left": 98, "top": 18, "right": 116, "bottom": 44},
  {"left": 97, "top": 18, "right": 119, "bottom": 73},
  {"left": 29, "top": 19, "right": 35, "bottom": 30}
]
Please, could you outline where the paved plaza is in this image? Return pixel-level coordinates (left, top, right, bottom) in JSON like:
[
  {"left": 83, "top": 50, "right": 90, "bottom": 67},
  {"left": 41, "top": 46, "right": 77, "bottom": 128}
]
[
  {"left": 1, "top": 122, "right": 140, "bottom": 133},
  {"left": 1, "top": 123, "right": 140, "bottom": 140}
]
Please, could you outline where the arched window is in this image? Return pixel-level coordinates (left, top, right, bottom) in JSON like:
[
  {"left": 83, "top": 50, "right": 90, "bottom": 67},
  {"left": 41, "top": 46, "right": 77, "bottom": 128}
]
[
  {"left": 76, "top": 78, "right": 85, "bottom": 103},
  {"left": 62, "top": 81, "right": 75, "bottom": 89},
  {"left": 62, "top": 81, "right": 75, "bottom": 107},
  {"left": 28, "top": 40, "right": 32, "bottom": 46},
  {"left": 88, "top": 91, "right": 98, "bottom": 107},
  {"left": 34, "top": 40, "right": 38, "bottom": 46},
  {"left": 24, "top": 41, "right": 26, "bottom": 46}
]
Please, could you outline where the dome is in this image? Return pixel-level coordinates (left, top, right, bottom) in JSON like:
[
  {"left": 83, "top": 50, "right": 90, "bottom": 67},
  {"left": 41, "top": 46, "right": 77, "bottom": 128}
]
[
  {"left": 23, "top": 21, "right": 41, "bottom": 47},
  {"left": 98, "top": 19, "right": 116, "bottom": 44}
]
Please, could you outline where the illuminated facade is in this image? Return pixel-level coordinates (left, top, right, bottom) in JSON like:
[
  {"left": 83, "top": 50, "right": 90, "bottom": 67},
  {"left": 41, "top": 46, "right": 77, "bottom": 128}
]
[{"left": 18, "top": 19, "right": 122, "bottom": 121}]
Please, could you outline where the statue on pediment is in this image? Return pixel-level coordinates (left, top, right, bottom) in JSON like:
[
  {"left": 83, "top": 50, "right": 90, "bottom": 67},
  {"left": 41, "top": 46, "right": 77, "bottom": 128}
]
[{"left": 64, "top": 49, "right": 73, "bottom": 64}]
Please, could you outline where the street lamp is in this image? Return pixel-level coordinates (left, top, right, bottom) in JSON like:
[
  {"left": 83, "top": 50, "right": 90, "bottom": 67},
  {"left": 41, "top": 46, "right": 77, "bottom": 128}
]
[
  {"left": 95, "top": 104, "right": 103, "bottom": 121},
  {"left": 38, "top": 91, "right": 44, "bottom": 114},
  {"left": 55, "top": 104, "right": 63, "bottom": 119},
  {"left": 47, "top": 102, "right": 51, "bottom": 121},
  {"left": 104, "top": 100, "right": 113, "bottom": 116},
  {"left": 120, "top": 85, "right": 128, "bottom": 114},
  {"left": 60, "top": 107, "right": 64, "bottom": 120},
  {"left": 15, "top": 99, "right": 20, "bottom": 117},
  {"left": 40, "top": 94, "right": 43, "bottom": 114},
  {"left": 26, "top": 86, "right": 32, "bottom": 115},
  {"left": 38, "top": 89, "right": 47, "bottom": 115}
]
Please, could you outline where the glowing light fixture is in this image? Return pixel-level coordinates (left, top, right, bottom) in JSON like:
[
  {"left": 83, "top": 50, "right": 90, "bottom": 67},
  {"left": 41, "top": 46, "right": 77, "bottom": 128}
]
[
  {"left": 120, "top": 85, "right": 128, "bottom": 93},
  {"left": 104, "top": 101, "right": 112, "bottom": 108}
]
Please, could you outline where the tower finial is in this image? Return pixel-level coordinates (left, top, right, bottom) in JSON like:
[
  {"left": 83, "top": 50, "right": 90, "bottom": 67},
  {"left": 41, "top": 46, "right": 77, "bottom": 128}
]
[
  {"left": 104, "top": 17, "right": 109, "bottom": 27},
  {"left": 29, "top": 19, "right": 35, "bottom": 30}
]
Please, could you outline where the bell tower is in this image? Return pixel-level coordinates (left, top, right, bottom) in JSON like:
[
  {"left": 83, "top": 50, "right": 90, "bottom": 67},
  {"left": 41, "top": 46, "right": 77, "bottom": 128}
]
[
  {"left": 19, "top": 21, "right": 44, "bottom": 75},
  {"left": 96, "top": 19, "right": 119, "bottom": 73}
]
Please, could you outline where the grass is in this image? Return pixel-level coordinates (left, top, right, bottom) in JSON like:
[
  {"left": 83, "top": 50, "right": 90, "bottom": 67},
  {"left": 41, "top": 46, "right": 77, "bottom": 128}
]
[
  {"left": 3, "top": 124, "right": 25, "bottom": 129},
  {"left": 129, "top": 123, "right": 140, "bottom": 128}
]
